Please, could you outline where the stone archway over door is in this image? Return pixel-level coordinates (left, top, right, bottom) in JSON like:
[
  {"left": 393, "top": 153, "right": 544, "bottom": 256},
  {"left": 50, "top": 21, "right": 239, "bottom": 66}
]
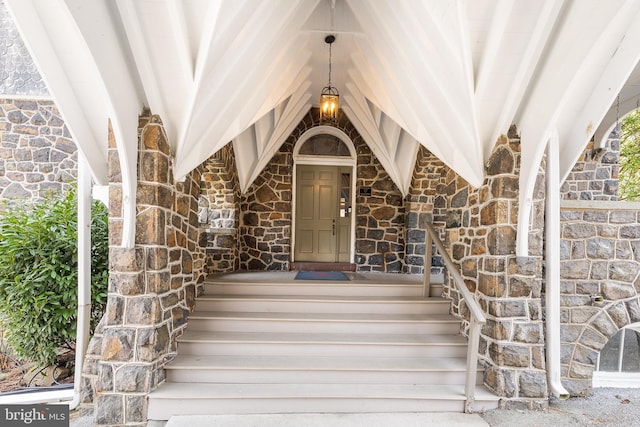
[{"left": 292, "top": 126, "right": 356, "bottom": 264}]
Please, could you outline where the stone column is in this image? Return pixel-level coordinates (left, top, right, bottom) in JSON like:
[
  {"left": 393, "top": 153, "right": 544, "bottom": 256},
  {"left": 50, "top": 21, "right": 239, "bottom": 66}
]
[
  {"left": 442, "top": 131, "right": 548, "bottom": 409},
  {"left": 89, "top": 114, "right": 205, "bottom": 425}
]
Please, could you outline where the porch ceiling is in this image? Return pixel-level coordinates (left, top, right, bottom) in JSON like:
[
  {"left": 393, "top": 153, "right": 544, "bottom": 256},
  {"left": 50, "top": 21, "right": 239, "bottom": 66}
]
[{"left": 6, "top": 0, "right": 640, "bottom": 204}]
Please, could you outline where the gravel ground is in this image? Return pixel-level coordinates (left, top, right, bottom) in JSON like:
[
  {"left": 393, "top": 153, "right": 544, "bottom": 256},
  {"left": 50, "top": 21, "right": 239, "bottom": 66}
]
[{"left": 480, "top": 387, "right": 640, "bottom": 426}]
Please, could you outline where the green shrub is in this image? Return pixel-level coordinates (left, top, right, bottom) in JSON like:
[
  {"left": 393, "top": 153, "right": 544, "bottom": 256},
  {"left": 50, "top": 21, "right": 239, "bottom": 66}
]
[{"left": 0, "top": 189, "right": 108, "bottom": 366}]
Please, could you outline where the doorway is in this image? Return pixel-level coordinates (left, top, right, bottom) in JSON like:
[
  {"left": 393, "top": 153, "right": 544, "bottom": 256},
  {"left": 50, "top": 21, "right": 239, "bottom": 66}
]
[
  {"left": 292, "top": 126, "right": 356, "bottom": 264},
  {"left": 294, "top": 165, "right": 351, "bottom": 262}
]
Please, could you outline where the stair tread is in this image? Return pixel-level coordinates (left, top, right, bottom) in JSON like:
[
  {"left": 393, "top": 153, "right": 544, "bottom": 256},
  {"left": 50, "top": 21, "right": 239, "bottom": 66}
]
[
  {"left": 150, "top": 382, "right": 498, "bottom": 401},
  {"left": 166, "top": 355, "right": 471, "bottom": 371},
  {"left": 205, "top": 272, "right": 440, "bottom": 285},
  {"left": 179, "top": 330, "right": 466, "bottom": 345},
  {"left": 199, "top": 294, "right": 446, "bottom": 303},
  {"left": 189, "top": 311, "right": 459, "bottom": 322}
]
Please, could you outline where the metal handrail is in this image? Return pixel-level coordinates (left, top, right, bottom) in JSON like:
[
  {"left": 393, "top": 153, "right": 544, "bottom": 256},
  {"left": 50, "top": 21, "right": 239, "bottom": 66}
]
[{"left": 424, "top": 223, "right": 486, "bottom": 412}]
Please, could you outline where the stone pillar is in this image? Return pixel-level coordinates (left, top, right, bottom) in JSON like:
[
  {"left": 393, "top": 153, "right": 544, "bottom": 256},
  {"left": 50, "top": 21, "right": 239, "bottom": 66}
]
[
  {"left": 442, "top": 131, "right": 548, "bottom": 409},
  {"left": 88, "top": 114, "right": 205, "bottom": 425}
]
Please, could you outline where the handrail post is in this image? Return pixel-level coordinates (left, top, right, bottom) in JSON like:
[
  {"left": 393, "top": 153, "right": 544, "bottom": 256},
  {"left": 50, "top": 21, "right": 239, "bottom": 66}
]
[
  {"left": 464, "top": 316, "right": 481, "bottom": 413},
  {"left": 425, "top": 223, "right": 486, "bottom": 412},
  {"left": 423, "top": 229, "right": 432, "bottom": 297}
]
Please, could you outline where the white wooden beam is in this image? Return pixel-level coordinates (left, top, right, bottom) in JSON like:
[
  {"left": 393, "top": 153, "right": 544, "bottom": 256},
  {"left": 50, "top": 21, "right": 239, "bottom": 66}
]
[
  {"left": 559, "top": 1, "right": 640, "bottom": 181},
  {"left": 65, "top": 0, "right": 146, "bottom": 248},
  {"left": 474, "top": 0, "right": 514, "bottom": 98},
  {"left": 242, "top": 83, "right": 313, "bottom": 192},
  {"left": 487, "top": 0, "right": 564, "bottom": 160},
  {"left": 175, "top": 0, "right": 318, "bottom": 180},
  {"left": 167, "top": 0, "right": 195, "bottom": 81}
]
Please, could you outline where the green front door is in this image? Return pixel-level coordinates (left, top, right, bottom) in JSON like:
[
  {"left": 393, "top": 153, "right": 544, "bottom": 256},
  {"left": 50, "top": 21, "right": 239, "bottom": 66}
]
[{"left": 295, "top": 165, "right": 339, "bottom": 262}]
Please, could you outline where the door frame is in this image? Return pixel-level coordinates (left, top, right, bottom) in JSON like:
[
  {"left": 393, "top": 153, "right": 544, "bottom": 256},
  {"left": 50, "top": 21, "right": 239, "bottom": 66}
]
[{"left": 291, "top": 126, "right": 357, "bottom": 263}]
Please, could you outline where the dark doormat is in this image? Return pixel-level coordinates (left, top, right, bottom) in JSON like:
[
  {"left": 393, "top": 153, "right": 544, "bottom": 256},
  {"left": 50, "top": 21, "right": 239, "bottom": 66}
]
[{"left": 295, "top": 271, "right": 349, "bottom": 281}]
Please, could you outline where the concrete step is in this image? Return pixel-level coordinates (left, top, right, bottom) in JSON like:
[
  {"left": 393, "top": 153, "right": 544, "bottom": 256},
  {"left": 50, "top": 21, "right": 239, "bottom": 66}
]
[
  {"left": 146, "top": 273, "right": 497, "bottom": 422},
  {"left": 164, "top": 355, "right": 481, "bottom": 385},
  {"left": 186, "top": 311, "right": 462, "bottom": 334},
  {"left": 204, "top": 281, "right": 443, "bottom": 298},
  {"left": 147, "top": 383, "right": 500, "bottom": 420},
  {"left": 194, "top": 295, "right": 450, "bottom": 315},
  {"left": 176, "top": 330, "right": 468, "bottom": 357}
]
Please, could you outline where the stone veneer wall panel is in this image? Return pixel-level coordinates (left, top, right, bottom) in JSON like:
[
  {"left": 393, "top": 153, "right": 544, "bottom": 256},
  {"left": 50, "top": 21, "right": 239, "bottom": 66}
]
[
  {"left": 561, "top": 131, "right": 619, "bottom": 201},
  {"left": 436, "top": 129, "right": 548, "bottom": 410},
  {"left": 0, "top": 98, "right": 77, "bottom": 200},
  {"left": 405, "top": 146, "right": 448, "bottom": 275},
  {"left": 354, "top": 137, "right": 405, "bottom": 272},
  {"left": 82, "top": 114, "right": 206, "bottom": 425},
  {"left": 239, "top": 138, "right": 294, "bottom": 271},
  {"left": 238, "top": 109, "right": 406, "bottom": 272},
  {"left": 558, "top": 201, "right": 640, "bottom": 395},
  {"left": 199, "top": 143, "right": 240, "bottom": 273}
]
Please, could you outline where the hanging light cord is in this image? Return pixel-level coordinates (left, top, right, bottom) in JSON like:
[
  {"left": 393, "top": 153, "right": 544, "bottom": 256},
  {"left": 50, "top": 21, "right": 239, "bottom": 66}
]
[{"left": 328, "top": 40, "right": 333, "bottom": 88}]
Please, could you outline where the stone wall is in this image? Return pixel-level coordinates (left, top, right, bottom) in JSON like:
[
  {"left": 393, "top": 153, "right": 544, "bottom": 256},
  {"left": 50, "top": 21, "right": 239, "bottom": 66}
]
[
  {"left": 405, "top": 146, "right": 448, "bottom": 276},
  {"left": 559, "top": 200, "right": 640, "bottom": 395},
  {"left": 82, "top": 114, "right": 206, "bottom": 426},
  {"left": 0, "top": 98, "right": 77, "bottom": 200},
  {"left": 239, "top": 138, "right": 293, "bottom": 271},
  {"left": 435, "top": 129, "right": 548, "bottom": 410},
  {"left": 561, "top": 131, "right": 619, "bottom": 201},
  {"left": 199, "top": 143, "right": 240, "bottom": 273},
  {"left": 354, "top": 136, "right": 405, "bottom": 272},
  {"left": 237, "top": 109, "right": 406, "bottom": 272}
]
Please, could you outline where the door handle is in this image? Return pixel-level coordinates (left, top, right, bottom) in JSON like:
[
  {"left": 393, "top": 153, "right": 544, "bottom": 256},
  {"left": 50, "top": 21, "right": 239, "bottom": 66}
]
[{"left": 332, "top": 219, "right": 336, "bottom": 236}]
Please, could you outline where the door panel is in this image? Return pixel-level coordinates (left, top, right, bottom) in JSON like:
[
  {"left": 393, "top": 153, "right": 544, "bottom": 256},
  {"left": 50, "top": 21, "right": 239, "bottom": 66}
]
[
  {"left": 296, "top": 229, "right": 314, "bottom": 254},
  {"left": 337, "top": 168, "right": 352, "bottom": 263},
  {"left": 318, "top": 185, "right": 334, "bottom": 219},
  {"left": 299, "top": 184, "right": 315, "bottom": 220},
  {"left": 295, "top": 165, "right": 338, "bottom": 262}
]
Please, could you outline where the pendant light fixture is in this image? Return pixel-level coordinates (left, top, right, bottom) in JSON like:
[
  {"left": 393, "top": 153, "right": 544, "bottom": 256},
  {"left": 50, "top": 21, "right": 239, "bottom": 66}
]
[{"left": 319, "top": 34, "right": 339, "bottom": 124}]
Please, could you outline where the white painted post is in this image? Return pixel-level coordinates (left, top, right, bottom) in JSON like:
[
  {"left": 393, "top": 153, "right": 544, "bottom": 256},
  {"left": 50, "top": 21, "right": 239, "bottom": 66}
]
[
  {"left": 423, "top": 229, "right": 432, "bottom": 298},
  {"left": 545, "top": 130, "right": 570, "bottom": 399},
  {"left": 464, "top": 316, "right": 480, "bottom": 412},
  {"left": 70, "top": 153, "right": 92, "bottom": 409}
]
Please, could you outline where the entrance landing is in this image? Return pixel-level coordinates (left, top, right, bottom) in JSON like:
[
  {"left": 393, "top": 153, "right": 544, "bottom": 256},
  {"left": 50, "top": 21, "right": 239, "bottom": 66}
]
[{"left": 207, "top": 271, "right": 425, "bottom": 285}]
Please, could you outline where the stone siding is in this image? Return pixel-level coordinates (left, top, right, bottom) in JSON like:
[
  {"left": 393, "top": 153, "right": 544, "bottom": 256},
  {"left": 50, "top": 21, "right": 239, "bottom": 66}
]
[
  {"left": 354, "top": 137, "right": 405, "bottom": 272},
  {"left": 83, "top": 114, "right": 206, "bottom": 425},
  {"left": 239, "top": 139, "right": 293, "bottom": 271},
  {"left": 199, "top": 143, "right": 240, "bottom": 273},
  {"left": 405, "top": 146, "right": 448, "bottom": 276},
  {"left": 561, "top": 131, "right": 619, "bottom": 201},
  {"left": 559, "top": 201, "right": 640, "bottom": 395},
  {"left": 434, "top": 129, "right": 548, "bottom": 410},
  {"left": 0, "top": 98, "right": 76, "bottom": 200}
]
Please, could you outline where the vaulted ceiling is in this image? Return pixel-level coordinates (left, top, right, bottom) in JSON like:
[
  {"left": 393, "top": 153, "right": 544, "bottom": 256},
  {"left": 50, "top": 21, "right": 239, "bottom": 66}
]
[{"left": 7, "top": 0, "right": 640, "bottom": 246}]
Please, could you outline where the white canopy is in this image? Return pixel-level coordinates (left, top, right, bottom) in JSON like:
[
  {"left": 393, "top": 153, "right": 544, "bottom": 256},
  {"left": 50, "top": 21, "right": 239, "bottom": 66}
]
[{"left": 7, "top": 0, "right": 640, "bottom": 250}]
